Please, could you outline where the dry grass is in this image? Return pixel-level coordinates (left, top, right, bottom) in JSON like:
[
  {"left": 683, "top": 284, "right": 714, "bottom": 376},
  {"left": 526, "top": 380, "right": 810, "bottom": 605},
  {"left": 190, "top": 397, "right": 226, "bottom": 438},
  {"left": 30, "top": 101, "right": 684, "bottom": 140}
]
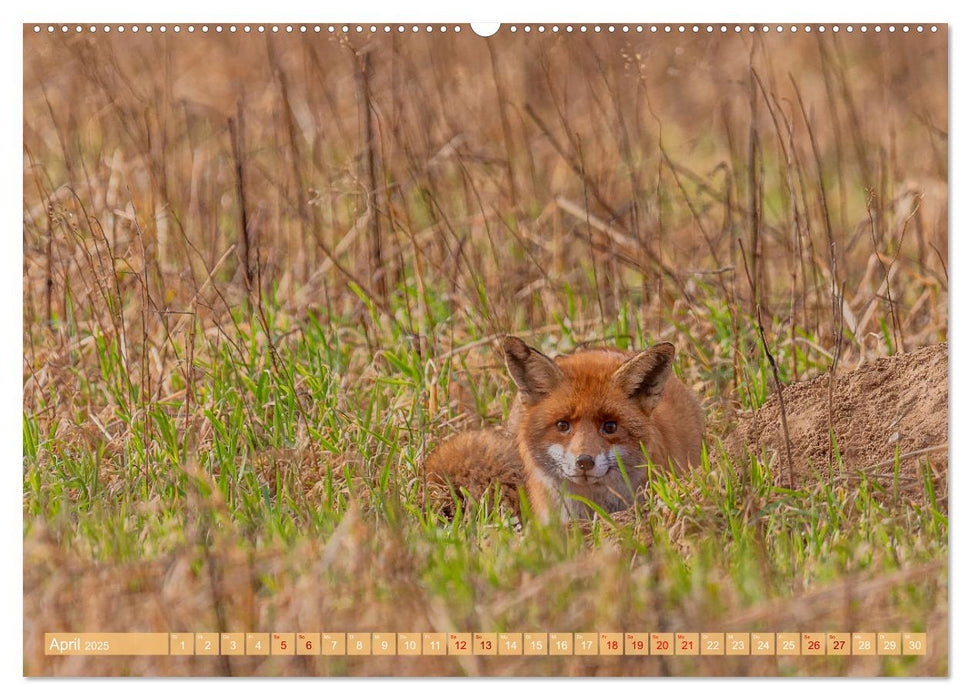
[{"left": 23, "top": 26, "right": 947, "bottom": 676}]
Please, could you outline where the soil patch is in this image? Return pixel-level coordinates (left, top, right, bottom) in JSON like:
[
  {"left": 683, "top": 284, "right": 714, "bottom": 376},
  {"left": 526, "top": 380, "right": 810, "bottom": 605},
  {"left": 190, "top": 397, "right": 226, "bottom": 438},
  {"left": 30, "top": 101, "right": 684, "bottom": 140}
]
[{"left": 728, "top": 343, "right": 948, "bottom": 487}]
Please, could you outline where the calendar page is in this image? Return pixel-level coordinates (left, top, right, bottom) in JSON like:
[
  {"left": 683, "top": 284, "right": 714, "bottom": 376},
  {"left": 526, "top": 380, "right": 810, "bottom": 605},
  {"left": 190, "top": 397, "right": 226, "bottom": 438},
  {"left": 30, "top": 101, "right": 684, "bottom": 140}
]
[{"left": 22, "top": 21, "right": 947, "bottom": 677}]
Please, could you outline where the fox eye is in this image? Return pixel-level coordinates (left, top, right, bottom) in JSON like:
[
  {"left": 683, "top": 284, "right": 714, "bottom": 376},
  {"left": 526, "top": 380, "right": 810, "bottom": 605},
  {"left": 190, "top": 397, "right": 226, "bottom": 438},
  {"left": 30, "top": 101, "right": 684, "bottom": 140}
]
[
  {"left": 602, "top": 421, "right": 618, "bottom": 435},
  {"left": 555, "top": 420, "right": 571, "bottom": 433}
]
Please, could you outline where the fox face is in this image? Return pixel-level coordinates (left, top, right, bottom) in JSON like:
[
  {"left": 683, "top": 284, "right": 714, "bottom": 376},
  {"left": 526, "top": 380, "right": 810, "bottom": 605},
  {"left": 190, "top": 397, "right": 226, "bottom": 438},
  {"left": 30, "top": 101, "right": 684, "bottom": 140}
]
[
  {"left": 515, "top": 350, "right": 664, "bottom": 484},
  {"left": 503, "top": 336, "right": 702, "bottom": 519}
]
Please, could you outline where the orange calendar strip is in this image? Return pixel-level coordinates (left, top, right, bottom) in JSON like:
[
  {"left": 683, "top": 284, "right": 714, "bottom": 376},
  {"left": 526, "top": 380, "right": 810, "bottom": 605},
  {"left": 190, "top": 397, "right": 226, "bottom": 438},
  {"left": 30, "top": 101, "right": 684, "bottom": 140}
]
[
  {"left": 195, "top": 633, "right": 219, "bottom": 656},
  {"left": 903, "top": 633, "right": 927, "bottom": 655},
  {"left": 726, "top": 632, "right": 749, "bottom": 656},
  {"left": 498, "top": 632, "right": 523, "bottom": 655},
  {"left": 474, "top": 633, "right": 498, "bottom": 655},
  {"left": 624, "top": 633, "right": 649, "bottom": 655},
  {"left": 44, "top": 631, "right": 928, "bottom": 656},
  {"left": 398, "top": 633, "right": 422, "bottom": 656},
  {"left": 45, "top": 633, "right": 169, "bottom": 656}
]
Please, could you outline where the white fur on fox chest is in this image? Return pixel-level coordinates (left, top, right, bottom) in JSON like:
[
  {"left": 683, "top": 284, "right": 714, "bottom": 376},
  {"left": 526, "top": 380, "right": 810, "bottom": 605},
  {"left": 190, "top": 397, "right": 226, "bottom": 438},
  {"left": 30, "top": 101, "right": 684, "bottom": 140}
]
[
  {"left": 535, "top": 444, "right": 644, "bottom": 517},
  {"left": 544, "top": 444, "right": 617, "bottom": 479}
]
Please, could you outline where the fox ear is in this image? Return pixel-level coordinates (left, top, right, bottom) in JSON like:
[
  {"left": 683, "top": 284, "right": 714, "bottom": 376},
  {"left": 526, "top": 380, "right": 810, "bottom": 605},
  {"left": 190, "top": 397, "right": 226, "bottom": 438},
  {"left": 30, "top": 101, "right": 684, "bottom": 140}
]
[
  {"left": 612, "top": 342, "right": 676, "bottom": 409},
  {"left": 502, "top": 336, "right": 563, "bottom": 402}
]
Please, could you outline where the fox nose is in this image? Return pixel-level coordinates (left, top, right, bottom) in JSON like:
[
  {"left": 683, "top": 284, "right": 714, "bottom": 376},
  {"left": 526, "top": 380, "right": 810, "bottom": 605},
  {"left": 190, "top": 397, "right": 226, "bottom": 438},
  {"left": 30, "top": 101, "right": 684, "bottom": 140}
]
[{"left": 576, "top": 454, "right": 596, "bottom": 471}]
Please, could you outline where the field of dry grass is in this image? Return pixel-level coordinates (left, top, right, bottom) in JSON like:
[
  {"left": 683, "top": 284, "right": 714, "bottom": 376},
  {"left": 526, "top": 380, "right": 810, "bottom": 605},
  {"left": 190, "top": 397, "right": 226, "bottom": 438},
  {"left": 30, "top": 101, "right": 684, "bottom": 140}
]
[{"left": 23, "top": 25, "right": 947, "bottom": 676}]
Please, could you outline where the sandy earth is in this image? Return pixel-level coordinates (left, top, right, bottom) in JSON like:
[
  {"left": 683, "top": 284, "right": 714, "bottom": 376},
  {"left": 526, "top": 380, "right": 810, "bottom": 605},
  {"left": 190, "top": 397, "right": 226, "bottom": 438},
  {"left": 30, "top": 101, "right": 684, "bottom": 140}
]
[{"left": 727, "top": 343, "right": 948, "bottom": 490}]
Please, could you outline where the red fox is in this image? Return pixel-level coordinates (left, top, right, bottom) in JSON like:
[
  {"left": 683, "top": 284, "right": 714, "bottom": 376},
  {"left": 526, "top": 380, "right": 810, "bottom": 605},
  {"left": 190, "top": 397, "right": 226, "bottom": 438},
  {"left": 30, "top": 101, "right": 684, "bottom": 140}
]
[{"left": 426, "top": 336, "right": 705, "bottom": 521}]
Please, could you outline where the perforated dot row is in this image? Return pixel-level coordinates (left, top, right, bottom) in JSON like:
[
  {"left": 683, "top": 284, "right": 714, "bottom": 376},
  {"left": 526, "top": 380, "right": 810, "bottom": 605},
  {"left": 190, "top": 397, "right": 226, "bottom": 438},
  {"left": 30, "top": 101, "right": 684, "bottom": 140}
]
[
  {"left": 30, "top": 24, "right": 940, "bottom": 35},
  {"left": 507, "top": 24, "right": 938, "bottom": 34},
  {"left": 30, "top": 24, "right": 464, "bottom": 34}
]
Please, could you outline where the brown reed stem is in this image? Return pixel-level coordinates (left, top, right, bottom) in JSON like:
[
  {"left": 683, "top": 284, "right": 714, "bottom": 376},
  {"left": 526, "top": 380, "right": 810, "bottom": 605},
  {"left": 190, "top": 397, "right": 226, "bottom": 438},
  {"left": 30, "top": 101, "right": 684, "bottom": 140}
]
[
  {"left": 358, "top": 50, "right": 386, "bottom": 301},
  {"left": 228, "top": 104, "right": 254, "bottom": 303},
  {"left": 740, "top": 237, "right": 795, "bottom": 490}
]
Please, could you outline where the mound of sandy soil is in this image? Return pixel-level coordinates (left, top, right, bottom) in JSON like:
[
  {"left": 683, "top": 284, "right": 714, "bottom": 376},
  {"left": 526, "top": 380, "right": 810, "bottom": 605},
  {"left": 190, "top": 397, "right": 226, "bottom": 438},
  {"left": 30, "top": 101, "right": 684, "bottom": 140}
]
[{"left": 728, "top": 343, "right": 948, "bottom": 485}]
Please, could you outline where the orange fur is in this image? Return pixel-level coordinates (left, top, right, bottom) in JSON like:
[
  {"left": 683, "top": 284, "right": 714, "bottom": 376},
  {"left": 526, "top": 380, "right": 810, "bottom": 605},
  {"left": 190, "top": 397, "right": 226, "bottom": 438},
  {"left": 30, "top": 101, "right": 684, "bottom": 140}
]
[
  {"left": 424, "top": 429, "right": 524, "bottom": 516},
  {"left": 424, "top": 338, "right": 704, "bottom": 521}
]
